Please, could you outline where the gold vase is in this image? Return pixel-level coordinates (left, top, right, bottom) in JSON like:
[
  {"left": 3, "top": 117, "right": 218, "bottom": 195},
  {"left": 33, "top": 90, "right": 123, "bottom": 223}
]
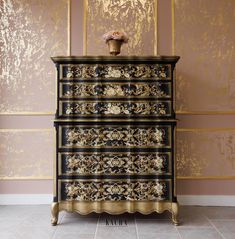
[{"left": 107, "top": 40, "right": 123, "bottom": 56}]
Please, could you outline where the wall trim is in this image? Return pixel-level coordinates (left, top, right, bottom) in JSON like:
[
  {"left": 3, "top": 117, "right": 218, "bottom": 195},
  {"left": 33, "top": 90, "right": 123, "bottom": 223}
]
[
  {"left": 1, "top": 194, "right": 235, "bottom": 206},
  {"left": 178, "top": 195, "right": 235, "bottom": 207}
]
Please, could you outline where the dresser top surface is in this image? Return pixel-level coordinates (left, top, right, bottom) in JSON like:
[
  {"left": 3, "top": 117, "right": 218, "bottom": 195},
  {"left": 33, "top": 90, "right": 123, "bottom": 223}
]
[{"left": 51, "top": 55, "right": 180, "bottom": 64}]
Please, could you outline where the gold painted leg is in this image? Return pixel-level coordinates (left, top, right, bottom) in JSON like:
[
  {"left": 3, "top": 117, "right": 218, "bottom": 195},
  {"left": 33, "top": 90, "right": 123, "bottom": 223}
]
[
  {"left": 171, "top": 202, "right": 179, "bottom": 226},
  {"left": 51, "top": 202, "right": 59, "bottom": 226}
]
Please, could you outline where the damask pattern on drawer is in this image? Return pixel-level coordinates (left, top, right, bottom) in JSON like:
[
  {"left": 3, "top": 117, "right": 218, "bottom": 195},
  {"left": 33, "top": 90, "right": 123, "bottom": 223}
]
[
  {"left": 59, "top": 101, "right": 172, "bottom": 117},
  {"left": 60, "top": 64, "right": 171, "bottom": 80},
  {"left": 59, "top": 152, "right": 171, "bottom": 175},
  {"left": 60, "top": 82, "right": 171, "bottom": 98},
  {"left": 59, "top": 180, "right": 171, "bottom": 201},
  {"left": 59, "top": 125, "right": 172, "bottom": 148}
]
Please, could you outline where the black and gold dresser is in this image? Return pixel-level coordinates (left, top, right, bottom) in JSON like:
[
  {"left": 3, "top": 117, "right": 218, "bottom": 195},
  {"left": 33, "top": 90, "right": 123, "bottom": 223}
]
[{"left": 51, "top": 56, "right": 180, "bottom": 225}]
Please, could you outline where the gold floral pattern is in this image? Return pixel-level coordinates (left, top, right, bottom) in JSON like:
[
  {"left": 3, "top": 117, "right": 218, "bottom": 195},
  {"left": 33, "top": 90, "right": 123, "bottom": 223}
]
[
  {"left": 62, "top": 180, "right": 169, "bottom": 201},
  {"left": 61, "top": 126, "right": 171, "bottom": 148},
  {"left": 61, "top": 82, "right": 171, "bottom": 98},
  {"left": 61, "top": 101, "right": 171, "bottom": 117},
  {"left": 61, "top": 64, "right": 171, "bottom": 80},
  {"left": 61, "top": 152, "right": 169, "bottom": 175}
]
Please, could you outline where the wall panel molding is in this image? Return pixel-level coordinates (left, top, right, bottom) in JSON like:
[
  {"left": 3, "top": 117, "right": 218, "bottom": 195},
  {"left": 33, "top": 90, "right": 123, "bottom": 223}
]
[
  {"left": 173, "top": 0, "right": 235, "bottom": 114},
  {"left": 0, "top": 129, "right": 54, "bottom": 179},
  {"left": 85, "top": 0, "right": 158, "bottom": 55},
  {"left": 0, "top": 0, "right": 69, "bottom": 114}
]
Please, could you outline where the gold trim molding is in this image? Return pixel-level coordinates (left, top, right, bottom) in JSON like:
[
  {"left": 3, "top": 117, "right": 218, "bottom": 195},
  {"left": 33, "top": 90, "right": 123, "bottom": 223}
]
[
  {"left": 171, "top": 0, "right": 175, "bottom": 55},
  {"left": 83, "top": 0, "right": 87, "bottom": 55},
  {"left": 177, "top": 128, "right": 235, "bottom": 132},
  {"left": 0, "top": 129, "right": 53, "bottom": 132},
  {"left": 178, "top": 176, "right": 235, "bottom": 180},
  {"left": 154, "top": 0, "right": 158, "bottom": 55},
  {"left": 177, "top": 111, "right": 235, "bottom": 115},
  {"left": 68, "top": 0, "right": 71, "bottom": 55},
  {"left": 0, "top": 112, "right": 54, "bottom": 116},
  {"left": 0, "top": 176, "right": 53, "bottom": 180}
]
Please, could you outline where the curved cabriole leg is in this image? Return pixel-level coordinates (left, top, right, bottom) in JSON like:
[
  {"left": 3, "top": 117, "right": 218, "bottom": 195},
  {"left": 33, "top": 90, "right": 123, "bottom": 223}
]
[
  {"left": 171, "top": 202, "right": 179, "bottom": 226},
  {"left": 51, "top": 202, "right": 59, "bottom": 226}
]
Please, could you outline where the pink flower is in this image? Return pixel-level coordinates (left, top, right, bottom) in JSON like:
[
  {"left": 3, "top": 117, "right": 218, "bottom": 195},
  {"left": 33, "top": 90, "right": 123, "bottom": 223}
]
[{"left": 102, "top": 30, "right": 129, "bottom": 44}]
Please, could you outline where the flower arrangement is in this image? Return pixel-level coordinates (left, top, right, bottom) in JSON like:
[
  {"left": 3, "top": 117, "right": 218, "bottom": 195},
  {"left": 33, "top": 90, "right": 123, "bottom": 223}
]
[{"left": 102, "top": 30, "right": 129, "bottom": 44}]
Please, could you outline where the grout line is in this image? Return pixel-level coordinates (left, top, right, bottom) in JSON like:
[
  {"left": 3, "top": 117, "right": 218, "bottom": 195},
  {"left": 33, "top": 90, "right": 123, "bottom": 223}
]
[
  {"left": 135, "top": 216, "right": 140, "bottom": 239},
  {"left": 176, "top": 226, "right": 183, "bottom": 239},
  {"left": 94, "top": 214, "right": 100, "bottom": 239},
  {"left": 207, "top": 218, "right": 226, "bottom": 239}
]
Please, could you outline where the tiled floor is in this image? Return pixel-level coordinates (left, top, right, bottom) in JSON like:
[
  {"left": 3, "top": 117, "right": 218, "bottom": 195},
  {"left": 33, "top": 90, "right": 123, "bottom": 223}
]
[{"left": 0, "top": 205, "right": 235, "bottom": 239}]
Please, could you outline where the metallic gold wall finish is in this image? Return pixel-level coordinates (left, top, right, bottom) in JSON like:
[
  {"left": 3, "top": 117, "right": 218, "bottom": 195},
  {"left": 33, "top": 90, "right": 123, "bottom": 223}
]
[
  {"left": 177, "top": 129, "right": 235, "bottom": 178},
  {"left": 0, "top": 130, "right": 53, "bottom": 179},
  {"left": 174, "top": 0, "right": 235, "bottom": 113},
  {"left": 86, "top": 0, "right": 157, "bottom": 55},
  {"left": 68, "top": 0, "right": 71, "bottom": 55},
  {"left": 0, "top": 0, "right": 68, "bottom": 113},
  {"left": 83, "top": 0, "right": 87, "bottom": 55}
]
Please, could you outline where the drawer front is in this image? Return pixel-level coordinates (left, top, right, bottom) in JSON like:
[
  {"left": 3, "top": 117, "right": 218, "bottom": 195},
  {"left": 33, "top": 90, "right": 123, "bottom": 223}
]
[
  {"left": 59, "top": 100, "right": 172, "bottom": 118},
  {"left": 59, "top": 179, "right": 171, "bottom": 201},
  {"left": 60, "top": 82, "right": 172, "bottom": 99},
  {"left": 58, "top": 151, "right": 172, "bottom": 176},
  {"left": 58, "top": 124, "right": 172, "bottom": 149},
  {"left": 60, "top": 64, "right": 171, "bottom": 80}
]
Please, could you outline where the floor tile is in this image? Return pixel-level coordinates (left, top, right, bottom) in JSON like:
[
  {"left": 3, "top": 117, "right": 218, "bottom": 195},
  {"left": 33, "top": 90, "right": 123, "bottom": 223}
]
[
  {"left": 0, "top": 219, "right": 22, "bottom": 232},
  {"left": 136, "top": 219, "right": 178, "bottom": 234},
  {"left": 55, "top": 217, "right": 98, "bottom": 235},
  {"left": 178, "top": 207, "right": 212, "bottom": 228},
  {"left": 210, "top": 220, "right": 235, "bottom": 239},
  {"left": 96, "top": 225, "right": 137, "bottom": 239},
  {"left": 0, "top": 232, "right": 21, "bottom": 239},
  {"left": 0, "top": 205, "right": 35, "bottom": 220},
  {"left": 53, "top": 232, "right": 94, "bottom": 239},
  {"left": 138, "top": 233, "right": 181, "bottom": 239},
  {"left": 202, "top": 207, "right": 235, "bottom": 220},
  {"left": 134, "top": 212, "right": 171, "bottom": 220},
  {"left": 178, "top": 228, "right": 223, "bottom": 239},
  {"left": 16, "top": 225, "right": 56, "bottom": 239}
]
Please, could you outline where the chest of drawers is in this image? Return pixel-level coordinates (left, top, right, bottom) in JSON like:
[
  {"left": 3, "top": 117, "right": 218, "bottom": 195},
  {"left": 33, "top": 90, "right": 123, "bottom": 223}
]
[{"left": 51, "top": 56, "right": 180, "bottom": 225}]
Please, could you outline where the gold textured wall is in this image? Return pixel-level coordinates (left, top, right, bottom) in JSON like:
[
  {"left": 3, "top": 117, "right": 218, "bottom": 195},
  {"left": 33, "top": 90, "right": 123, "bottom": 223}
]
[
  {"left": 1, "top": 0, "right": 235, "bottom": 190},
  {"left": 173, "top": 0, "right": 235, "bottom": 180},
  {"left": 0, "top": 0, "right": 68, "bottom": 181},
  {"left": 174, "top": 0, "right": 235, "bottom": 113},
  {"left": 86, "top": 0, "right": 157, "bottom": 55},
  {"left": 0, "top": 130, "right": 53, "bottom": 179},
  {"left": 177, "top": 129, "right": 235, "bottom": 178},
  {"left": 0, "top": 0, "right": 68, "bottom": 113}
]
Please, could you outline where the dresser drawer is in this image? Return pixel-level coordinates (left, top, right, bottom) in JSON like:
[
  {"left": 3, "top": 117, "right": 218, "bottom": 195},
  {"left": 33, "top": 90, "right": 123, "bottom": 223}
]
[
  {"left": 58, "top": 100, "right": 172, "bottom": 118},
  {"left": 58, "top": 124, "right": 173, "bottom": 149},
  {"left": 60, "top": 63, "right": 171, "bottom": 80},
  {"left": 58, "top": 151, "right": 172, "bottom": 176},
  {"left": 59, "top": 179, "right": 172, "bottom": 201},
  {"left": 60, "top": 82, "right": 172, "bottom": 99}
]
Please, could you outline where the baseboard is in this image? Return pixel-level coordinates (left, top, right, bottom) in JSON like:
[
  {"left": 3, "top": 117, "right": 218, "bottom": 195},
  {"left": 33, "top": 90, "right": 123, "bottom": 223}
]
[
  {"left": 0, "top": 194, "right": 235, "bottom": 206},
  {"left": 178, "top": 195, "right": 235, "bottom": 206},
  {"left": 0, "top": 194, "right": 52, "bottom": 205}
]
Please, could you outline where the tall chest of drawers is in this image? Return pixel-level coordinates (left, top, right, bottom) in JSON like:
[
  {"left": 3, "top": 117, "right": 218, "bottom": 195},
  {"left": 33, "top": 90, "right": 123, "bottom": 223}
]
[{"left": 51, "top": 56, "right": 180, "bottom": 225}]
